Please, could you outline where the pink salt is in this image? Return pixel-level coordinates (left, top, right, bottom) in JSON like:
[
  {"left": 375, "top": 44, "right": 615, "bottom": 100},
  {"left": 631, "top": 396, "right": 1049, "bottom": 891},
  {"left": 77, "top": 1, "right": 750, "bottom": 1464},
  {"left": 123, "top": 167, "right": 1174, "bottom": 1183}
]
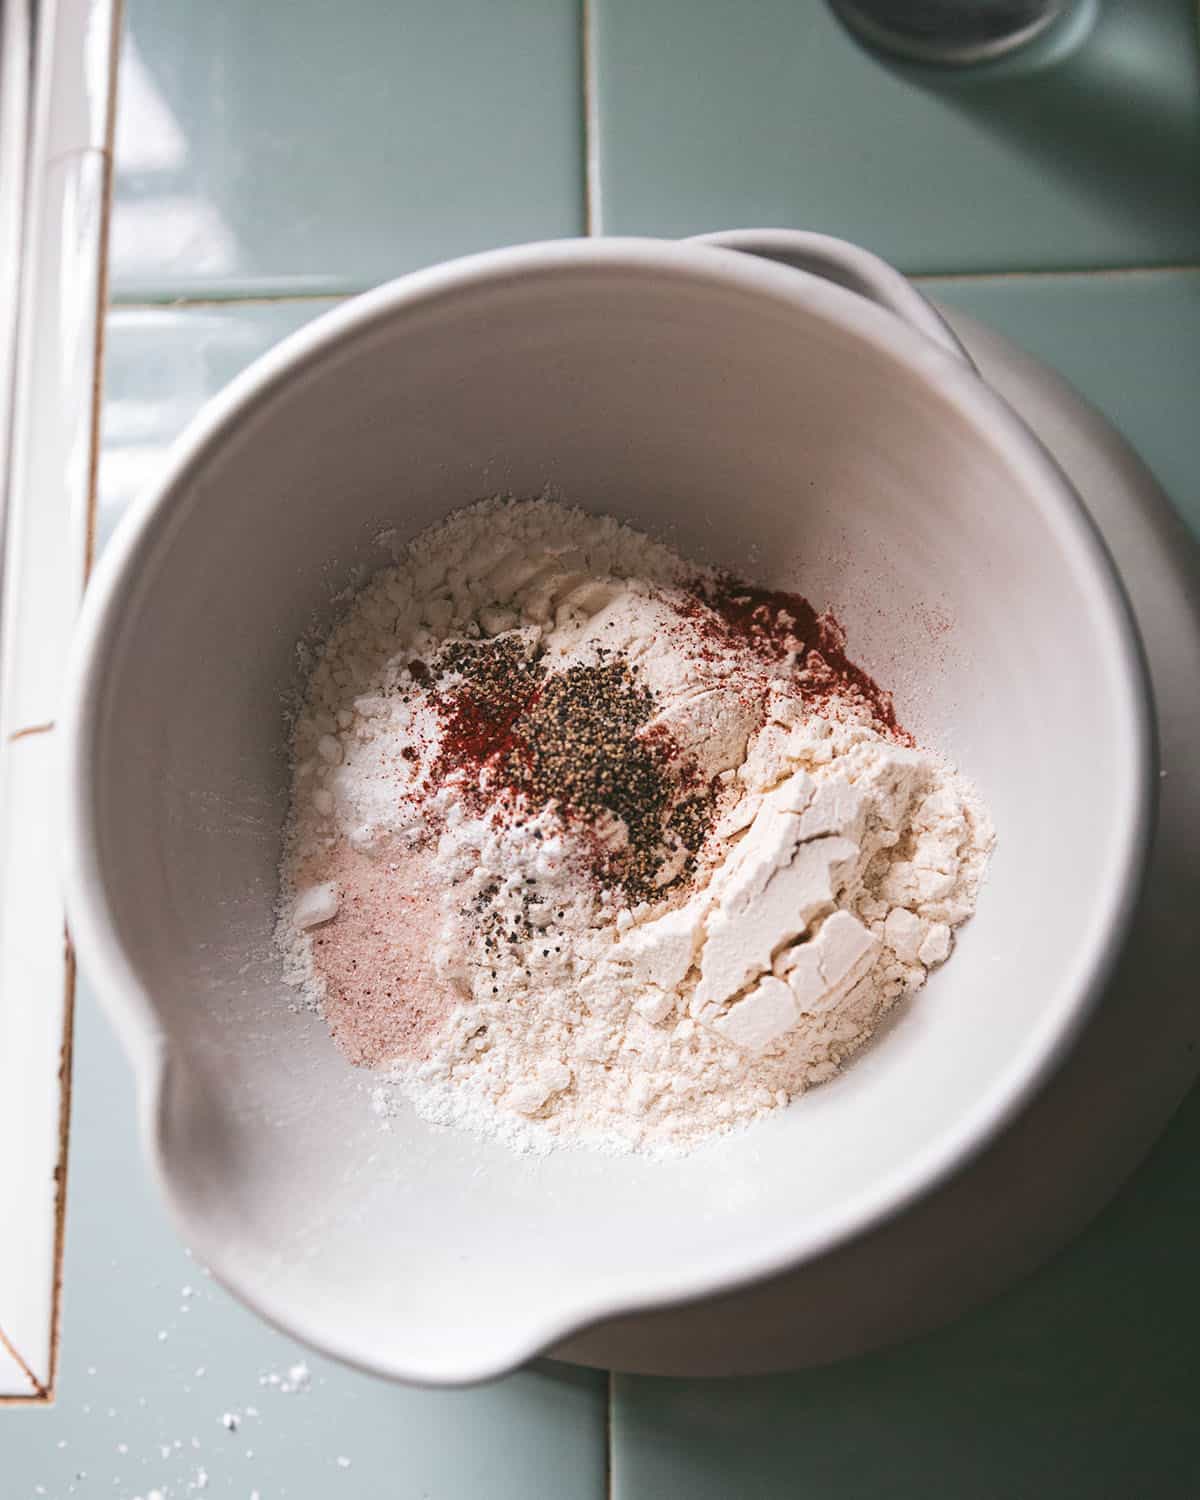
[{"left": 300, "top": 841, "right": 458, "bottom": 1067}]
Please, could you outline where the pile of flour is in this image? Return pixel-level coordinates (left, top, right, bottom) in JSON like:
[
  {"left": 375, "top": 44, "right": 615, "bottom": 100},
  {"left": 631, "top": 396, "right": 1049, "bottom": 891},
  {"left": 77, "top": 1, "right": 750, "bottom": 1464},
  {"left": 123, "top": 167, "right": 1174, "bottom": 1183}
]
[{"left": 278, "top": 498, "right": 993, "bottom": 1155}]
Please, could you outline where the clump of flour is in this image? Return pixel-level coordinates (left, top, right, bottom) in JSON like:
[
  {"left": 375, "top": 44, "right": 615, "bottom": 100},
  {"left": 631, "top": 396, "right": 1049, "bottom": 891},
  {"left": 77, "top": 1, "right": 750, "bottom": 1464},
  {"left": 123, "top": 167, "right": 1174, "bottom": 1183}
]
[{"left": 277, "top": 497, "right": 993, "bottom": 1155}]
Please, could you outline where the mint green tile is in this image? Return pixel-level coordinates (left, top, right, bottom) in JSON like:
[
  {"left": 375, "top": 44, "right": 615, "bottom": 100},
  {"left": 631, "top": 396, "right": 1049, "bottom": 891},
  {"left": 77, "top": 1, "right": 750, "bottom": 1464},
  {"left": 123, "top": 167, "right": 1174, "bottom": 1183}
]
[
  {"left": 1, "top": 992, "right": 608, "bottom": 1499},
  {"left": 111, "top": 0, "right": 584, "bottom": 301},
  {"left": 99, "top": 301, "right": 345, "bottom": 549},
  {"left": 1, "top": 302, "right": 608, "bottom": 1495},
  {"left": 614, "top": 1084, "right": 1200, "bottom": 1500},
  {"left": 590, "top": 0, "right": 1200, "bottom": 273},
  {"left": 925, "top": 268, "right": 1200, "bottom": 534}
]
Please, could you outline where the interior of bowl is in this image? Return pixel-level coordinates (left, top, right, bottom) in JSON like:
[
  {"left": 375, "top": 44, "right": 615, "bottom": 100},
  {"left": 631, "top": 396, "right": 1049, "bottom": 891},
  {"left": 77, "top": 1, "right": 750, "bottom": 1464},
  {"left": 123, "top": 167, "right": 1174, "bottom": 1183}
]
[{"left": 71, "top": 242, "right": 1148, "bottom": 1383}]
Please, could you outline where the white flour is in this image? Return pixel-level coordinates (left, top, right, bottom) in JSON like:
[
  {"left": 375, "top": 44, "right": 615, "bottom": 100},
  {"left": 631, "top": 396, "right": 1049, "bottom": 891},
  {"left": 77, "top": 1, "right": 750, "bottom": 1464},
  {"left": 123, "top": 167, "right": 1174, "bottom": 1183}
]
[{"left": 278, "top": 498, "right": 994, "bottom": 1155}]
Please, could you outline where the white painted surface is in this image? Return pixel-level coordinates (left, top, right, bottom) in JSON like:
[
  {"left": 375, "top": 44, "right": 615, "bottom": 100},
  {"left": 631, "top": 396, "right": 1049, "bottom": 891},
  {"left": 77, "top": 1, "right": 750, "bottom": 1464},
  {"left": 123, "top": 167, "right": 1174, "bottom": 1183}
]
[
  {"left": 0, "top": 0, "right": 115, "bottom": 1396},
  {"left": 0, "top": 735, "right": 67, "bottom": 1392}
]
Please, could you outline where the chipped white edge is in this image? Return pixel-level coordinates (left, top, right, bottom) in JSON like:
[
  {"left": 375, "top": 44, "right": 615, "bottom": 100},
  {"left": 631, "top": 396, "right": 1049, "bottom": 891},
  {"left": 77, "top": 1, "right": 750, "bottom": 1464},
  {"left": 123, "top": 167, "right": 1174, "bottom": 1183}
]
[{"left": 0, "top": 0, "right": 118, "bottom": 1399}]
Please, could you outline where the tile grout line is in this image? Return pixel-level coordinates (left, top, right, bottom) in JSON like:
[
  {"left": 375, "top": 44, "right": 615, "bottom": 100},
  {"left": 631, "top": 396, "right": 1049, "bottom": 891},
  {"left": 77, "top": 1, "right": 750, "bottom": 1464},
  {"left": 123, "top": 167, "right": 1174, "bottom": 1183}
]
[
  {"left": 105, "top": 261, "right": 1200, "bottom": 315},
  {"left": 912, "top": 262, "right": 1200, "bottom": 284},
  {"left": 0, "top": 1317, "right": 48, "bottom": 1400},
  {"left": 45, "top": 940, "right": 77, "bottom": 1399},
  {"left": 109, "top": 290, "right": 355, "bottom": 311},
  {"left": 83, "top": 0, "right": 125, "bottom": 585},
  {"left": 7, "top": 720, "right": 54, "bottom": 742},
  {"left": 605, "top": 1368, "right": 614, "bottom": 1499},
  {"left": 581, "top": 0, "right": 599, "bottom": 236}
]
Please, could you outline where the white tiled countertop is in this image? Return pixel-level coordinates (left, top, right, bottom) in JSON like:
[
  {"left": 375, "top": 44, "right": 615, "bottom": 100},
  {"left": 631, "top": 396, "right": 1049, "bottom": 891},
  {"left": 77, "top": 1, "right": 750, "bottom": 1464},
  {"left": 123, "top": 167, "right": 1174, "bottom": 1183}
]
[{"left": 0, "top": 0, "right": 116, "bottom": 1403}]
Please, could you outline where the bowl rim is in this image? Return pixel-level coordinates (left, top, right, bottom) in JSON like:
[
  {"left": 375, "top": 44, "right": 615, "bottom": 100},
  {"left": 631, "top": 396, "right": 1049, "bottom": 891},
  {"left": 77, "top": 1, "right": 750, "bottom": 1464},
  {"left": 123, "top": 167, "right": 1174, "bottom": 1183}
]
[{"left": 60, "top": 235, "right": 1157, "bottom": 1384}]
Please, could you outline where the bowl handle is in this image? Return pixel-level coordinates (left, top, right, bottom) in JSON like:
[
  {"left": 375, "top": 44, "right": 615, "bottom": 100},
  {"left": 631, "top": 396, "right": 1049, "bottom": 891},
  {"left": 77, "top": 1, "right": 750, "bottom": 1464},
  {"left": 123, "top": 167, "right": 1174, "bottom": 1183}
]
[{"left": 689, "top": 228, "right": 976, "bottom": 371}]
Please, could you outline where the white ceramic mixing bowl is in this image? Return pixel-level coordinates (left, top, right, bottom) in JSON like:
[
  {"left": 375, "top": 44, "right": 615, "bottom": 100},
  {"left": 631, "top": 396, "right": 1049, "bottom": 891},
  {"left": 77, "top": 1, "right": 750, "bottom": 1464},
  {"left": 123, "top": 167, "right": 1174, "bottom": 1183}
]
[{"left": 62, "top": 233, "right": 1152, "bottom": 1385}]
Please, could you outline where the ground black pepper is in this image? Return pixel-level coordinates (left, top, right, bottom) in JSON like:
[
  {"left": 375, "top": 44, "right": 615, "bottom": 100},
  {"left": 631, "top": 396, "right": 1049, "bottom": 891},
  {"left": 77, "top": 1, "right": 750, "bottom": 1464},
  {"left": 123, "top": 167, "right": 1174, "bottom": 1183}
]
[
  {"left": 505, "top": 656, "right": 712, "bottom": 902},
  {"left": 427, "top": 640, "right": 714, "bottom": 902}
]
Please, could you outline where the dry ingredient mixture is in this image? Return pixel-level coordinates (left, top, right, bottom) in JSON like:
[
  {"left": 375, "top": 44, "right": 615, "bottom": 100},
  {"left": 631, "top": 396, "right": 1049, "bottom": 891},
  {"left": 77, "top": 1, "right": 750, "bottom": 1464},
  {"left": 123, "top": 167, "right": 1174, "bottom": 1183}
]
[{"left": 278, "top": 498, "right": 993, "bottom": 1154}]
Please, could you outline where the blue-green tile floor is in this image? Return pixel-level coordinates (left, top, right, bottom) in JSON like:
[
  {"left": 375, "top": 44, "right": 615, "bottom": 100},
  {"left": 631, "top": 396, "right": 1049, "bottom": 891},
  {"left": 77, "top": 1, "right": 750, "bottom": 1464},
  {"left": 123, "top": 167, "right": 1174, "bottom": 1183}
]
[
  {"left": 614, "top": 1086, "right": 1200, "bottom": 1500},
  {"left": 110, "top": 0, "right": 586, "bottom": 301},
  {"left": 588, "top": 0, "right": 1200, "bottom": 273},
  {"left": 7, "top": 0, "right": 1200, "bottom": 1493},
  {"left": 7, "top": 995, "right": 609, "bottom": 1500}
]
